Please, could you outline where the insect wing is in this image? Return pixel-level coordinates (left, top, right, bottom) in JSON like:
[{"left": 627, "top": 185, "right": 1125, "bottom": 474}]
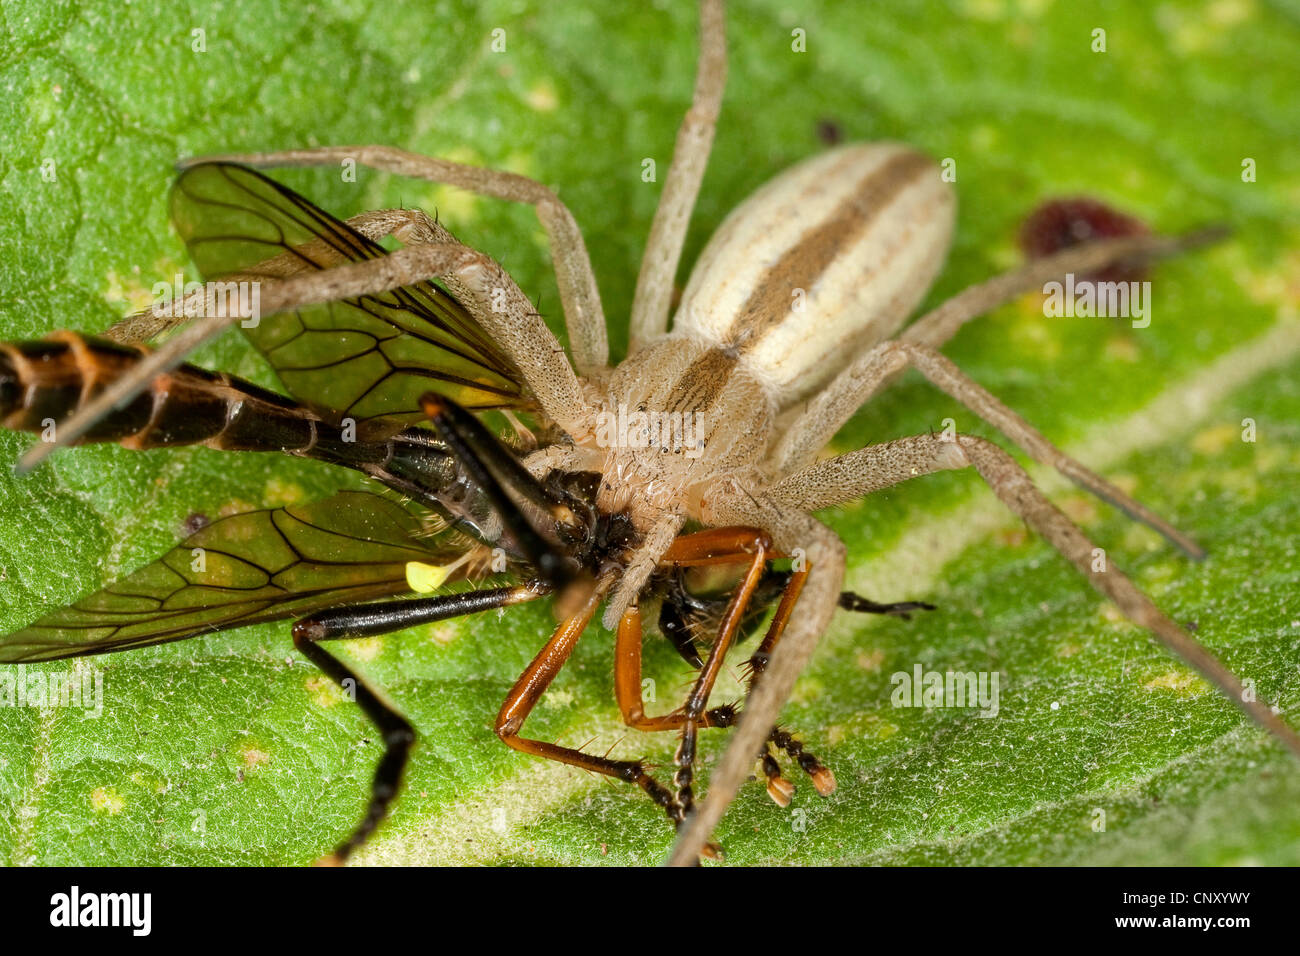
[
  {"left": 169, "top": 162, "right": 528, "bottom": 434},
  {"left": 0, "top": 491, "right": 474, "bottom": 662}
]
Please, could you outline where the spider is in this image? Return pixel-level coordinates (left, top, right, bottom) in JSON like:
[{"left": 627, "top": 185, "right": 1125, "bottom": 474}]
[{"left": 4, "top": 0, "right": 1297, "bottom": 866}]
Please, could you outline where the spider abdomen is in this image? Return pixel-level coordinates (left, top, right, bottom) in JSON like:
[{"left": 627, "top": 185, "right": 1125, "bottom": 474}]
[{"left": 672, "top": 142, "right": 955, "bottom": 405}]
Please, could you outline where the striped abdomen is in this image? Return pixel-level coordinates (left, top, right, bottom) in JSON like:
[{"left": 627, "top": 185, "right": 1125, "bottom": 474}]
[
  {"left": 0, "top": 332, "right": 325, "bottom": 452},
  {"left": 673, "top": 142, "right": 955, "bottom": 405}
]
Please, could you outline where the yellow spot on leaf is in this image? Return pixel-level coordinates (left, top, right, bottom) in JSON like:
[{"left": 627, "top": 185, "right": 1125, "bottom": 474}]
[
  {"left": 1017, "top": 0, "right": 1054, "bottom": 16},
  {"left": 1212, "top": 466, "right": 1260, "bottom": 503},
  {"left": 1009, "top": 305, "right": 1063, "bottom": 361},
  {"left": 969, "top": 124, "right": 999, "bottom": 152},
  {"left": 788, "top": 675, "right": 824, "bottom": 705},
  {"left": 1103, "top": 333, "right": 1140, "bottom": 363},
  {"left": 525, "top": 79, "right": 559, "bottom": 111},
  {"left": 347, "top": 636, "right": 383, "bottom": 661},
  {"left": 425, "top": 622, "right": 461, "bottom": 646},
  {"left": 1059, "top": 494, "right": 1098, "bottom": 526},
  {"left": 1235, "top": 246, "right": 1300, "bottom": 310},
  {"left": 1008, "top": 21, "right": 1035, "bottom": 48},
  {"left": 960, "top": 0, "right": 1006, "bottom": 22},
  {"left": 240, "top": 744, "right": 272, "bottom": 769},
  {"left": 1144, "top": 670, "right": 1209, "bottom": 695},
  {"left": 1119, "top": 520, "right": 1165, "bottom": 556},
  {"left": 305, "top": 675, "right": 341, "bottom": 708},
  {"left": 1208, "top": 0, "right": 1255, "bottom": 27},
  {"left": 103, "top": 268, "right": 156, "bottom": 313},
  {"left": 420, "top": 147, "right": 482, "bottom": 223},
  {"left": 263, "top": 477, "right": 306, "bottom": 508},
  {"left": 995, "top": 525, "right": 1029, "bottom": 548},
  {"left": 826, "top": 714, "right": 898, "bottom": 747},
  {"left": 1098, "top": 602, "right": 1131, "bottom": 627},
  {"left": 130, "top": 771, "right": 168, "bottom": 795},
  {"left": 1138, "top": 560, "right": 1180, "bottom": 589},
  {"left": 542, "top": 689, "right": 574, "bottom": 710},
  {"left": 1160, "top": 0, "right": 1252, "bottom": 53},
  {"left": 90, "top": 786, "right": 125, "bottom": 815},
  {"left": 856, "top": 648, "right": 886, "bottom": 673},
  {"left": 27, "top": 88, "right": 56, "bottom": 126},
  {"left": 218, "top": 498, "right": 256, "bottom": 519},
  {"left": 503, "top": 151, "right": 539, "bottom": 179},
  {"left": 1191, "top": 422, "right": 1239, "bottom": 456},
  {"left": 1108, "top": 472, "right": 1139, "bottom": 496}
]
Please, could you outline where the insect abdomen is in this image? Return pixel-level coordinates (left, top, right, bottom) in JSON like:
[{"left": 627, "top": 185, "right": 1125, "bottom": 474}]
[
  {"left": 0, "top": 332, "right": 320, "bottom": 451},
  {"left": 673, "top": 143, "right": 956, "bottom": 404}
]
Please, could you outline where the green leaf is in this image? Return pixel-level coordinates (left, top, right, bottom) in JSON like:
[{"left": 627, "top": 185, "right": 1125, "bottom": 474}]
[{"left": 2, "top": 0, "right": 1298, "bottom": 865}]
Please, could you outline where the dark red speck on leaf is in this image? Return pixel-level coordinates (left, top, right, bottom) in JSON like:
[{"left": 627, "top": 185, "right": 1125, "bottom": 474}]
[
  {"left": 815, "top": 118, "right": 843, "bottom": 146},
  {"left": 1019, "top": 197, "right": 1151, "bottom": 284},
  {"left": 182, "top": 512, "right": 210, "bottom": 536}
]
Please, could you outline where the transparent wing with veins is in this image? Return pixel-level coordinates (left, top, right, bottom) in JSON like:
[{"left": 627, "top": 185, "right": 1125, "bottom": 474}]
[
  {"left": 171, "top": 162, "right": 530, "bottom": 432},
  {"left": 17, "top": 162, "right": 532, "bottom": 471},
  {"left": 0, "top": 491, "right": 483, "bottom": 662}
]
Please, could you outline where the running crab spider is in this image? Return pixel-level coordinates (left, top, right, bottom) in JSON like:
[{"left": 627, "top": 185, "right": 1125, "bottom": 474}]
[{"left": 7, "top": 0, "right": 1300, "bottom": 866}]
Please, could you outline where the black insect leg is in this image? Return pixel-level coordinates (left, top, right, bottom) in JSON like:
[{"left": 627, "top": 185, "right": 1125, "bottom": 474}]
[
  {"left": 291, "top": 625, "right": 413, "bottom": 866},
  {"left": 767, "top": 725, "right": 835, "bottom": 797},
  {"left": 291, "top": 584, "right": 545, "bottom": 863},
  {"left": 838, "top": 590, "right": 936, "bottom": 619},
  {"left": 659, "top": 701, "right": 823, "bottom": 809},
  {"left": 741, "top": 589, "right": 933, "bottom": 791},
  {"left": 295, "top": 390, "right": 590, "bottom": 863},
  {"left": 295, "top": 585, "right": 543, "bottom": 641}
]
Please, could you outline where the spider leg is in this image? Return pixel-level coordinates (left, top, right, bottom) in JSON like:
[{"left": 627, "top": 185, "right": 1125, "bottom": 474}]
[
  {"left": 179, "top": 145, "right": 609, "bottom": 376},
  {"left": 667, "top": 507, "right": 846, "bottom": 866},
  {"left": 102, "top": 208, "right": 444, "bottom": 344},
  {"left": 19, "top": 229, "right": 592, "bottom": 473},
  {"left": 628, "top": 0, "right": 727, "bottom": 352},
  {"left": 772, "top": 227, "right": 1225, "bottom": 473},
  {"left": 774, "top": 432, "right": 1300, "bottom": 755},
  {"left": 901, "top": 227, "right": 1226, "bottom": 351},
  {"left": 776, "top": 340, "right": 1204, "bottom": 559},
  {"left": 676, "top": 428, "right": 1300, "bottom": 863}
]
